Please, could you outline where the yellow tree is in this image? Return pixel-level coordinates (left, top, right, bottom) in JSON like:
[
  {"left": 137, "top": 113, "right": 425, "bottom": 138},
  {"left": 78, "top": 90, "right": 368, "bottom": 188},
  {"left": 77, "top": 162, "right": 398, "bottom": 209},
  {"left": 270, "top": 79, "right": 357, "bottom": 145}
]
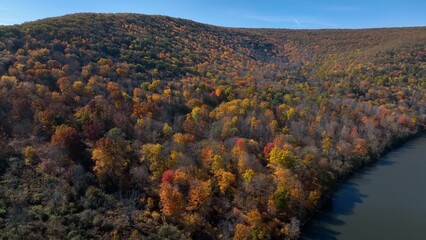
[
  {"left": 215, "top": 170, "right": 236, "bottom": 194},
  {"left": 268, "top": 146, "right": 297, "bottom": 168},
  {"left": 321, "top": 135, "right": 332, "bottom": 154},
  {"left": 92, "top": 128, "right": 131, "bottom": 190},
  {"left": 140, "top": 143, "right": 170, "bottom": 178}
]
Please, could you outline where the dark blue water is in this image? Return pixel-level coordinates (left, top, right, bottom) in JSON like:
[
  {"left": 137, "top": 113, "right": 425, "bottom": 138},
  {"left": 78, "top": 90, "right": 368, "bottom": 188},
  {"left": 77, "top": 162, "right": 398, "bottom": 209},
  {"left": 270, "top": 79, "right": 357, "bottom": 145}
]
[{"left": 302, "top": 135, "right": 426, "bottom": 240}]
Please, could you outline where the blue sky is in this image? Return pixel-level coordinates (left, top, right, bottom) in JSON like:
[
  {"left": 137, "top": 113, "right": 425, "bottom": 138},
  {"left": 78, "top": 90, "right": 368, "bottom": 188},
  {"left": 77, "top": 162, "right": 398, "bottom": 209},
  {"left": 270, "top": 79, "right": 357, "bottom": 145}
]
[{"left": 0, "top": 0, "right": 425, "bottom": 29}]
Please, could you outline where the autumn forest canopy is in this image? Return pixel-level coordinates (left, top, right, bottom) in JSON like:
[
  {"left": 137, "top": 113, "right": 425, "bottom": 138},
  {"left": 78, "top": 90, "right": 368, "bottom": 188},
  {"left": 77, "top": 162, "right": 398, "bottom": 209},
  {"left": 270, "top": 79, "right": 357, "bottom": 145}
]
[{"left": 0, "top": 13, "right": 425, "bottom": 239}]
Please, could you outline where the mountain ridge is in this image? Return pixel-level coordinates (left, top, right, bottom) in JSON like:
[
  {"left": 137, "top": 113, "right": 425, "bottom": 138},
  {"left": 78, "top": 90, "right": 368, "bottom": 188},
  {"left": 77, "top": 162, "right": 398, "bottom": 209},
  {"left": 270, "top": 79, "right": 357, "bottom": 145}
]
[{"left": 11, "top": 12, "right": 426, "bottom": 30}]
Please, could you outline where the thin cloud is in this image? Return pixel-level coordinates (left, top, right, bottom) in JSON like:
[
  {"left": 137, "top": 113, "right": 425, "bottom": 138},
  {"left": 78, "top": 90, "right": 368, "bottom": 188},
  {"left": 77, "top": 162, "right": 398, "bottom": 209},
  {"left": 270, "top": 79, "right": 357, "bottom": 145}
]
[
  {"left": 0, "top": 7, "right": 12, "bottom": 11},
  {"left": 292, "top": 18, "right": 301, "bottom": 26},
  {"left": 244, "top": 14, "right": 338, "bottom": 28}
]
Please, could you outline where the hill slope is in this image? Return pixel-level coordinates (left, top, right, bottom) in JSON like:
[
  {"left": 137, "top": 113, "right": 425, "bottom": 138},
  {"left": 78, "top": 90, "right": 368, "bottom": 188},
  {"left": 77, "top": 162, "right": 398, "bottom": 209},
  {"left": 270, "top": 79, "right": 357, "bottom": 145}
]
[{"left": 0, "top": 13, "right": 425, "bottom": 239}]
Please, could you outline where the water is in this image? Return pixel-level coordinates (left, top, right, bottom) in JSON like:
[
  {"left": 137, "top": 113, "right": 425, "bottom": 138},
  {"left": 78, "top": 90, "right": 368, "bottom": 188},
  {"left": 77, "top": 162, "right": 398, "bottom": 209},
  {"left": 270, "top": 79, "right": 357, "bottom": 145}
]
[{"left": 302, "top": 134, "right": 426, "bottom": 240}]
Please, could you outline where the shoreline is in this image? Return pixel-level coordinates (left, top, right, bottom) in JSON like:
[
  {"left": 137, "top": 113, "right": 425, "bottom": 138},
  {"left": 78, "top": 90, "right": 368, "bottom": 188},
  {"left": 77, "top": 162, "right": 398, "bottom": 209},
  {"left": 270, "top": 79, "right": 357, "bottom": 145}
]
[{"left": 300, "top": 127, "right": 426, "bottom": 235}]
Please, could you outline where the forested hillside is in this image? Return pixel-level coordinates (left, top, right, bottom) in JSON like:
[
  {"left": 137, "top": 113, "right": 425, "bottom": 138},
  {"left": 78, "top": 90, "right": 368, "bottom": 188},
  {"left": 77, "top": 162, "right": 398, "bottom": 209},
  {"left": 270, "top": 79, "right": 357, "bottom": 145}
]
[{"left": 0, "top": 13, "right": 425, "bottom": 239}]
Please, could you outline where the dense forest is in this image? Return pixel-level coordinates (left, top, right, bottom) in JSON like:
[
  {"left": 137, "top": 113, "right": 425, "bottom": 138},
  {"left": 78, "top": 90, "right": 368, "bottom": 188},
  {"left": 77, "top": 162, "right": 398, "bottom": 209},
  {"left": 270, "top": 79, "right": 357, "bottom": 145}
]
[{"left": 0, "top": 13, "right": 425, "bottom": 239}]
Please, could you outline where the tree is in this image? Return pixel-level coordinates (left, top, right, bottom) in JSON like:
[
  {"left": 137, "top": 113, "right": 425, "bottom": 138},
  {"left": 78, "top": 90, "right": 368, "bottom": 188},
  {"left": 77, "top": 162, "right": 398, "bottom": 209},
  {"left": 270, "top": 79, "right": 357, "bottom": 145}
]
[
  {"left": 162, "top": 170, "right": 174, "bottom": 184},
  {"left": 162, "top": 123, "right": 173, "bottom": 136},
  {"left": 274, "top": 188, "right": 290, "bottom": 212},
  {"left": 92, "top": 129, "right": 132, "bottom": 191},
  {"left": 233, "top": 224, "right": 251, "bottom": 240},
  {"left": 140, "top": 143, "right": 166, "bottom": 178},
  {"left": 188, "top": 180, "right": 212, "bottom": 211},
  {"left": 352, "top": 137, "right": 369, "bottom": 157},
  {"left": 147, "top": 225, "right": 189, "bottom": 240},
  {"left": 51, "top": 124, "right": 85, "bottom": 162},
  {"left": 159, "top": 182, "right": 185, "bottom": 217},
  {"left": 321, "top": 135, "right": 332, "bottom": 154},
  {"left": 268, "top": 146, "right": 297, "bottom": 168},
  {"left": 215, "top": 170, "right": 236, "bottom": 194}
]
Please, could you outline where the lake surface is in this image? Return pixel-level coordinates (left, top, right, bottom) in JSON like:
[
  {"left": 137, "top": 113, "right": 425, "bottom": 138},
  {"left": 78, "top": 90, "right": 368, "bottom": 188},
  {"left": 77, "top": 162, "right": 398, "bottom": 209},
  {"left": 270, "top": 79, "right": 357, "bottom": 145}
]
[{"left": 302, "top": 134, "right": 426, "bottom": 240}]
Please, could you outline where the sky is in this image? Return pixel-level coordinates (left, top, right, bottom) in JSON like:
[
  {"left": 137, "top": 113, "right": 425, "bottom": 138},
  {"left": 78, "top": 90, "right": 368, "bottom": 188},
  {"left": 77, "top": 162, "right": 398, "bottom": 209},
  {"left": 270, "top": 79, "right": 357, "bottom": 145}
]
[{"left": 0, "top": 0, "right": 425, "bottom": 29}]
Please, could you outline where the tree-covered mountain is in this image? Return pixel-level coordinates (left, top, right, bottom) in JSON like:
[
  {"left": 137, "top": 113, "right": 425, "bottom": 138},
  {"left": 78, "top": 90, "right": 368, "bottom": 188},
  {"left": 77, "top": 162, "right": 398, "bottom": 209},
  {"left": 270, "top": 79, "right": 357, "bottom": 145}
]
[{"left": 0, "top": 13, "right": 425, "bottom": 239}]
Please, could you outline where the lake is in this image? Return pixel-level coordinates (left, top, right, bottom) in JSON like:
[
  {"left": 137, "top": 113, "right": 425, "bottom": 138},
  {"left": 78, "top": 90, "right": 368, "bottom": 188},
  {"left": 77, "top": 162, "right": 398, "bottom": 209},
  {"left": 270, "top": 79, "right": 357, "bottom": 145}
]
[{"left": 302, "top": 134, "right": 426, "bottom": 240}]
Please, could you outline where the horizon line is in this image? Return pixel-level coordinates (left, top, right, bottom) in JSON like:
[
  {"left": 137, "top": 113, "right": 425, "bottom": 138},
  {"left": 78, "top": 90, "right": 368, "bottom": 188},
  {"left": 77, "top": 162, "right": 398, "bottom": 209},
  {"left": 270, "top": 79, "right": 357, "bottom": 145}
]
[{"left": 1, "top": 12, "right": 425, "bottom": 31}]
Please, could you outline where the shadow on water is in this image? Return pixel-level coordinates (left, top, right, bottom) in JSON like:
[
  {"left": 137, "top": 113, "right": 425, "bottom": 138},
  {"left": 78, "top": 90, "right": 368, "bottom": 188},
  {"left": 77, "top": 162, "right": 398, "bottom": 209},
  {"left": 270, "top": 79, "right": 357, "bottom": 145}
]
[
  {"left": 375, "top": 158, "right": 393, "bottom": 166},
  {"left": 303, "top": 134, "right": 426, "bottom": 239},
  {"left": 302, "top": 155, "right": 397, "bottom": 240},
  {"left": 302, "top": 181, "right": 368, "bottom": 240}
]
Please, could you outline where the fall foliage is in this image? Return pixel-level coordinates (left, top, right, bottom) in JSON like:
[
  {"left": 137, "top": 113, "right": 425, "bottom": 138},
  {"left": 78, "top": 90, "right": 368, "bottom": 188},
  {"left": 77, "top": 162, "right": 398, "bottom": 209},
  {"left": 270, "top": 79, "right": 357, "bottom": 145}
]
[{"left": 0, "top": 13, "right": 425, "bottom": 239}]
